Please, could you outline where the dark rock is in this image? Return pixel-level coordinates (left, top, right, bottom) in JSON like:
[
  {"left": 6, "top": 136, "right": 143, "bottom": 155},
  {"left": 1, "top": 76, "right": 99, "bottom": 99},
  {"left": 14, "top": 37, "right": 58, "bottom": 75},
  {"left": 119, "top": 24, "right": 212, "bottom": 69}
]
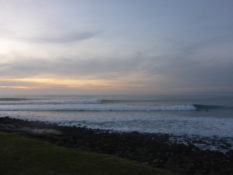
[{"left": 0, "top": 117, "right": 232, "bottom": 175}]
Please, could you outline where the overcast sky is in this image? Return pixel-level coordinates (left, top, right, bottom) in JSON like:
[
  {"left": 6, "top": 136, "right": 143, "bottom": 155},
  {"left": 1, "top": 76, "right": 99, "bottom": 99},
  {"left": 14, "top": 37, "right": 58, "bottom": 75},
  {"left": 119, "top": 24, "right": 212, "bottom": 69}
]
[{"left": 0, "top": 0, "right": 233, "bottom": 95}]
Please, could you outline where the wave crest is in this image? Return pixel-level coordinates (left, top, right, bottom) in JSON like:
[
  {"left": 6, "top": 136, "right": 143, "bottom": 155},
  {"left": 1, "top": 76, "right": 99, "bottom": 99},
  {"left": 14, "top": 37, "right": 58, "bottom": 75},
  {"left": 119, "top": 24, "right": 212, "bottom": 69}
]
[{"left": 0, "top": 104, "right": 196, "bottom": 111}]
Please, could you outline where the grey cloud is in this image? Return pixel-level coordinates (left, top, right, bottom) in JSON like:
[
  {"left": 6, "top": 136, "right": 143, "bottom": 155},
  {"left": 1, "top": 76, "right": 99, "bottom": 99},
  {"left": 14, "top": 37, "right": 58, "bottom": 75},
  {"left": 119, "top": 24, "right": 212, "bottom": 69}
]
[
  {"left": 1, "top": 35, "right": 233, "bottom": 93},
  {"left": 19, "top": 32, "right": 98, "bottom": 43},
  {"left": 0, "top": 80, "right": 36, "bottom": 87},
  {"left": 141, "top": 37, "right": 233, "bottom": 90},
  {"left": 0, "top": 56, "right": 144, "bottom": 78}
]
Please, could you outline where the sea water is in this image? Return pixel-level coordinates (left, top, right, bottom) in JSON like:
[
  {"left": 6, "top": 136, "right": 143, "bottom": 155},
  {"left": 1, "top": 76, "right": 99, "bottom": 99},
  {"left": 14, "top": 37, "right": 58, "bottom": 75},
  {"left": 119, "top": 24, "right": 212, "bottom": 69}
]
[{"left": 0, "top": 94, "right": 233, "bottom": 138}]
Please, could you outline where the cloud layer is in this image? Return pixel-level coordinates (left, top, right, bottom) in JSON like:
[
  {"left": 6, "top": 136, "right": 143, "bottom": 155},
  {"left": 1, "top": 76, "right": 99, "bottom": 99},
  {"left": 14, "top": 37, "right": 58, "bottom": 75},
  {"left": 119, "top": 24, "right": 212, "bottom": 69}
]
[{"left": 0, "top": 0, "right": 233, "bottom": 94}]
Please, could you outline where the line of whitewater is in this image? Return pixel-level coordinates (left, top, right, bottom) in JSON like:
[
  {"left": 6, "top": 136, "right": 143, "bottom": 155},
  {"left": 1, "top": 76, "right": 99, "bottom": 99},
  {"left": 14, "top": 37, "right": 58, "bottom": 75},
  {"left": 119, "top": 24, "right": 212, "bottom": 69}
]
[{"left": 0, "top": 104, "right": 197, "bottom": 111}]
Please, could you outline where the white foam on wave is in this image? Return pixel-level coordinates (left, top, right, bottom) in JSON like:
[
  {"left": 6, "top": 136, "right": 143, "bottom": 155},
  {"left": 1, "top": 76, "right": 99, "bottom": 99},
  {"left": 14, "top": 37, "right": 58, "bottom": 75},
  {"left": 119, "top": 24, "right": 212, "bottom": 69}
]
[
  {"left": 1, "top": 113, "right": 232, "bottom": 152},
  {"left": 1, "top": 107, "right": 233, "bottom": 153},
  {"left": 0, "top": 104, "right": 197, "bottom": 111}
]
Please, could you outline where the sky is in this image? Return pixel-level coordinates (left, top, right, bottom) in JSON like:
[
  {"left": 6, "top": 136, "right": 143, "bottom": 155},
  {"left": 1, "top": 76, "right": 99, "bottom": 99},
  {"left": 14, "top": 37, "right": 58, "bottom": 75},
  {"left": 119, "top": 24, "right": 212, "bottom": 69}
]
[{"left": 0, "top": 0, "right": 233, "bottom": 95}]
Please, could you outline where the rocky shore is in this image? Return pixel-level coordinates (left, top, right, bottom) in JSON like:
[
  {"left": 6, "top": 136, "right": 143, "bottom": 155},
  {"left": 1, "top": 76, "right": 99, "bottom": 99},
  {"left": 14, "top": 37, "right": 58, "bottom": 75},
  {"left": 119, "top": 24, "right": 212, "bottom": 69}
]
[{"left": 0, "top": 117, "right": 232, "bottom": 175}]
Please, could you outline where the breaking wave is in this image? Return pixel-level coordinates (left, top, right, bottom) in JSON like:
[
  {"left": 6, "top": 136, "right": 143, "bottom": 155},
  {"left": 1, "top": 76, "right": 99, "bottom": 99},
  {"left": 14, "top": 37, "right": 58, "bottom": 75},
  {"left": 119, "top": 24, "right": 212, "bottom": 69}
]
[
  {"left": 0, "top": 97, "right": 232, "bottom": 112},
  {"left": 0, "top": 104, "right": 197, "bottom": 111}
]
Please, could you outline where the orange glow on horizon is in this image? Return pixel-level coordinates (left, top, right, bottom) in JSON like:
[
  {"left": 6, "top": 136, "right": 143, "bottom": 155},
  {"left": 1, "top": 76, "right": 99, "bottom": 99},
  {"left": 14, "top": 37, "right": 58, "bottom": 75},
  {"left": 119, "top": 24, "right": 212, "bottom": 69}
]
[
  {"left": 0, "top": 75, "right": 160, "bottom": 92},
  {"left": 0, "top": 86, "right": 34, "bottom": 89},
  {"left": 3, "top": 77, "right": 110, "bottom": 87}
]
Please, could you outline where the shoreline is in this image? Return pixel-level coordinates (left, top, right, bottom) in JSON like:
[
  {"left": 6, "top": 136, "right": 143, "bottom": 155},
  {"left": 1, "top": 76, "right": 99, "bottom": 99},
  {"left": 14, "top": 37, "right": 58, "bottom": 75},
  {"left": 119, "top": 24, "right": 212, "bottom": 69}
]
[{"left": 0, "top": 117, "right": 233, "bottom": 175}]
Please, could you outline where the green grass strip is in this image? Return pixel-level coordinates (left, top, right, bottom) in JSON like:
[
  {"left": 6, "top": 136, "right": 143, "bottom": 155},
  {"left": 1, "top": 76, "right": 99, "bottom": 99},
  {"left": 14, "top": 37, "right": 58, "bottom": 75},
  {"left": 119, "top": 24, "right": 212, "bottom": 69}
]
[{"left": 0, "top": 132, "right": 172, "bottom": 175}]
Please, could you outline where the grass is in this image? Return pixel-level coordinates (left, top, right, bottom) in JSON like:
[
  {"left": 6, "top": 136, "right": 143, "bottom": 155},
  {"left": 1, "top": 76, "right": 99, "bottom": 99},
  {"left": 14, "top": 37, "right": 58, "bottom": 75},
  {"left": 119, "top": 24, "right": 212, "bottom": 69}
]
[{"left": 0, "top": 131, "right": 172, "bottom": 175}]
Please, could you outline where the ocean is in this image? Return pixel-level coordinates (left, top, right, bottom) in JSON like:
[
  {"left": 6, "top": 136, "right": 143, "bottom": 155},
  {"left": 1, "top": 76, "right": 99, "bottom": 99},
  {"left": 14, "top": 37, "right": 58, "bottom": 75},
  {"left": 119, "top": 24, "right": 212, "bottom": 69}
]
[{"left": 0, "top": 94, "right": 233, "bottom": 138}]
